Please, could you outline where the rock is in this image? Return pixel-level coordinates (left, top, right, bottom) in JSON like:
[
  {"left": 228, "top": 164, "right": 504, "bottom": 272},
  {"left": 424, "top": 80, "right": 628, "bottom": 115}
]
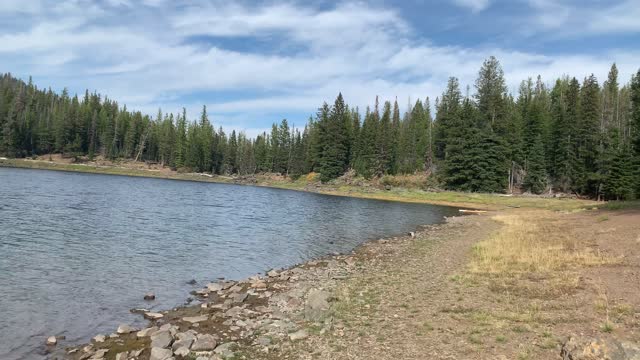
[
  {"left": 131, "top": 349, "right": 144, "bottom": 357},
  {"left": 267, "top": 269, "right": 279, "bottom": 277},
  {"left": 233, "top": 292, "right": 249, "bottom": 303},
  {"left": 116, "top": 324, "right": 137, "bottom": 334},
  {"left": 187, "top": 279, "right": 197, "bottom": 285},
  {"left": 150, "top": 347, "right": 173, "bottom": 360},
  {"left": 191, "top": 334, "right": 218, "bottom": 351},
  {"left": 288, "top": 329, "right": 308, "bottom": 341},
  {"left": 150, "top": 330, "right": 173, "bottom": 348},
  {"left": 144, "top": 312, "right": 164, "bottom": 320},
  {"left": 305, "top": 289, "right": 331, "bottom": 321},
  {"left": 144, "top": 292, "right": 156, "bottom": 300},
  {"left": 174, "top": 346, "right": 190, "bottom": 357},
  {"left": 408, "top": 231, "right": 416, "bottom": 238},
  {"left": 172, "top": 332, "right": 196, "bottom": 350},
  {"left": 214, "top": 342, "right": 236, "bottom": 358},
  {"left": 207, "top": 282, "right": 224, "bottom": 292},
  {"left": 46, "top": 336, "right": 57, "bottom": 346},
  {"left": 115, "top": 352, "right": 128, "bottom": 360},
  {"left": 251, "top": 280, "right": 267, "bottom": 289},
  {"left": 92, "top": 334, "right": 106, "bottom": 343},
  {"left": 561, "top": 336, "right": 640, "bottom": 360},
  {"left": 137, "top": 326, "right": 158, "bottom": 338},
  {"left": 183, "top": 315, "right": 208, "bottom": 323},
  {"left": 256, "top": 336, "right": 272, "bottom": 346},
  {"left": 90, "top": 349, "right": 109, "bottom": 359},
  {"left": 224, "top": 306, "right": 243, "bottom": 318}
]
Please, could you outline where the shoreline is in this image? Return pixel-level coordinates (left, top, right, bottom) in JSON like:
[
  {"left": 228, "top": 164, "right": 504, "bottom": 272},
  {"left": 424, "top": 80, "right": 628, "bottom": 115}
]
[
  {"left": 56, "top": 209, "right": 468, "bottom": 360},
  {"left": 0, "top": 158, "right": 597, "bottom": 211}
]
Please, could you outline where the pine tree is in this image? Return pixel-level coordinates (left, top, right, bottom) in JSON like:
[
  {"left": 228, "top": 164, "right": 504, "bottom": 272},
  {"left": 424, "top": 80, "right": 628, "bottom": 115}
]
[
  {"left": 318, "top": 93, "right": 349, "bottom": 182},
  {"left": 523, "top": 135, "right": 547, "bottom": 194},
  {"left": 603, "top": 144, "right": 634, "bottom": 200},
  {"left": 630, "top": 69, "right": 640, "bottom": 197},
  {"left": 575, "top": 74, "right": 602, "bottom": 196}
]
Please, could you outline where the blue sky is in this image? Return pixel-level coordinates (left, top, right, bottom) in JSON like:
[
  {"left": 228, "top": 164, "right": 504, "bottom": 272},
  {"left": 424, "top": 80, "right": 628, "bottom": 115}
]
[{"left": 1, "top": 0, "right": 638, "bottom": 136}]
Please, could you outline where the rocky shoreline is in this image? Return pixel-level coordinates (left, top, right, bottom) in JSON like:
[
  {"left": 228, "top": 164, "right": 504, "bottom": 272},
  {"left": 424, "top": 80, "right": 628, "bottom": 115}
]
[{"left": 50, "top": 218, "right": 456, "bottom": 360}]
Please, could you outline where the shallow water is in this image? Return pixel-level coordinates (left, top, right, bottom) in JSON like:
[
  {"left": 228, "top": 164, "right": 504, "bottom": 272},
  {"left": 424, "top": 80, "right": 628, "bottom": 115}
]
[{"left": 0, "top": 167, "right": 459, "bottom": 359}]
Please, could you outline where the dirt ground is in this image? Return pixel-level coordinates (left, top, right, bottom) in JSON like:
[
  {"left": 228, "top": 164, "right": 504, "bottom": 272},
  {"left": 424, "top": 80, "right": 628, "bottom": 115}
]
[{"left": 271, "top": 208, "right": 640, "bottom": 360}]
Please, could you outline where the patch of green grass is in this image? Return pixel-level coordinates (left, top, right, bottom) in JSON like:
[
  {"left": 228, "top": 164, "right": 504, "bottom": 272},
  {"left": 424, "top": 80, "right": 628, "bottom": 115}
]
[
  {"left": 495, "top": 335, "right": 507, "bottom": 343},
  {"left": 601, "top": 322, "right": 614, "bottom": 333},
  {"left": 600, "top": 201, "right": 640, "bottom": 211}
]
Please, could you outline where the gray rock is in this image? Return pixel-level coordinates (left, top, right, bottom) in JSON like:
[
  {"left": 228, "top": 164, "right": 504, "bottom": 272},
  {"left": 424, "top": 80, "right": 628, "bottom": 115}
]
[
  {"left": 256, "top": 336, "right": 272, "bottom": 346},
  {"left": 150, "top": 330, "right": 173, "bottom": 348},
  {"left": 144, "top": 292, "right": 156, "bottom": 300},
  {"left": 173, "top": 346, "right": 190, "bottom": 357},
  {"left": 206, "top": 282, "right": 224, "bottom": 292},
  {"left": 115, "top": 352, "right": 128, "bottom": 360},
  {"left": 137, "top": 326, "right": 159, "bottom": 338},
  {"left": 214, "top": 342, "right": 236, "bottom": 358},
  {"left": 183, "top": 315, "right": 208, "bottom": 323},
  {"left": 561, "top": 336, "right": 640, "bottom": 360},
  {"left": 267, "top": 269, "right": 279, "bottom": 277},
  {"left": 224, "top": 306, "right": 243, "bottom": 318},
  {"left": 90, "top": 349, "right": 109, "bottom": 359},
  {"left": 92, "top": 334, "right": 106, "bottom": 343},
  {"left": 191, "top": 334, "right": 217, "bottom": 351},
  {"left": 304, "top": 289, "right": 331, "bottom": 321},
  {"left": 144, "top": 312, "right": 164, "bottom": 320},
  {"left": 150, "top": 347, "right": 173, "bottom": 360},
  {"left": 288, "top": 329, "right": 308, "bottom": 341},
  {"left": 171, "top": 332, "right": 196, "bottom": 350},
  {"left": 46, "top": 336, "right": 57, "bottom": 346},
  {"left": 116, "top": 324, "right": 137, "bottom": 334},
  {"left": 233, "top": 292, "right": 248, "bottom": 303}
]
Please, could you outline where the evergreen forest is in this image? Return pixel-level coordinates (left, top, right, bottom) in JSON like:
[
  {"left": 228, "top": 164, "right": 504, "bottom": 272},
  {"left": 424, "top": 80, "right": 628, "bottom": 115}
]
[{"left": 2, "top": 57, "right": 639, "bottom": 199}]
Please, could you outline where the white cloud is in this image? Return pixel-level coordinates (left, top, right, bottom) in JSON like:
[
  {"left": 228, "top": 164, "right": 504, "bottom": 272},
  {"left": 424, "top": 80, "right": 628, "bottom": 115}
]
[
  {"left": 526, "top": 0, "right": 640, "bottom": 35},
  {"left": 0, "top": 0, "right": 637, "bottom": 130},
  {"left": 451, "top": 0, "right": 491, "bottom": 13}
]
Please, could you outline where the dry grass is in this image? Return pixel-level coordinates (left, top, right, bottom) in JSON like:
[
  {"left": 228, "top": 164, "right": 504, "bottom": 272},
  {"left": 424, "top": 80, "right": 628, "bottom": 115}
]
[{"left": 470, "top": 211, "right": 617, "bottom": 276}]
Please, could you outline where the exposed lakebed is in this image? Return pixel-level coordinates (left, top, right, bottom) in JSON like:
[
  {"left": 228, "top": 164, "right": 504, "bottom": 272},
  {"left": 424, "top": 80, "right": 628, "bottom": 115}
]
[{"left": 0, "top": 167, "right": 458, "bottom": 359}]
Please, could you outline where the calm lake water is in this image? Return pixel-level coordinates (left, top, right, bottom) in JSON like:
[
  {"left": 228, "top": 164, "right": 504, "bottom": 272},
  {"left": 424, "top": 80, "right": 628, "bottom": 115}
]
[{"left": 0, "top": 167, "right": 459, "bottom": 359}]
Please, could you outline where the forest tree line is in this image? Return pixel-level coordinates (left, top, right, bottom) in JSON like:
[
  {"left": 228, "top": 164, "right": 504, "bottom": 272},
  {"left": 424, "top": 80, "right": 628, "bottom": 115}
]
[{"left": 1, "top": 57, "right": 640, "bottom": 199}]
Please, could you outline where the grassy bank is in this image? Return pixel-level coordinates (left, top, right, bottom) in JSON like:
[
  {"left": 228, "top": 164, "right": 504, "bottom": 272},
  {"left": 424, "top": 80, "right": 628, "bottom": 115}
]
[{"left": 0, "top": 157, "right": 598, "bottom": 211}]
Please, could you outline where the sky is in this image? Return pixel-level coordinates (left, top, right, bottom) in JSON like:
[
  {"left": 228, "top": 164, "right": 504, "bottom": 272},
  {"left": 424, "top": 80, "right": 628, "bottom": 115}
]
[{"left": 1, "top": 0, "right": 639, "bottom": 136}]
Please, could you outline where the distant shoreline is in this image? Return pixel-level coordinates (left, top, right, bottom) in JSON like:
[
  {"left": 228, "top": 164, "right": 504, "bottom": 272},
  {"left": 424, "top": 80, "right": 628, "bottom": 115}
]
[{"left": 0, "top": 157, "right": 598, "bottom": 211}]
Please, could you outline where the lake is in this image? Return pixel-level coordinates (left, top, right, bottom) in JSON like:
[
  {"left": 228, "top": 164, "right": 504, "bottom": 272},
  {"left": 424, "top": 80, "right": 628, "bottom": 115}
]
[{"left": 0, "top": 167, "right": 459, "bottom": 359}]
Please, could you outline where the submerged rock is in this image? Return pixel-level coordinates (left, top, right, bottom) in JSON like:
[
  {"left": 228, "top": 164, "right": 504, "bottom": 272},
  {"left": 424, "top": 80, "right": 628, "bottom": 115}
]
[{"left": 144, "top": 292, "right": 156, "bottom": 301}]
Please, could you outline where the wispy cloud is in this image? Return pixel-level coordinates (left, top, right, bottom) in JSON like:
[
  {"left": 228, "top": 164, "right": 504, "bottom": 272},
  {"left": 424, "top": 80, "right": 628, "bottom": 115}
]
[
  {"left": 0, "top": 0, "right": 636, "bottom": 132},
  {"left": 451, "top": 0, "right": 491, "bottom": 13}
]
